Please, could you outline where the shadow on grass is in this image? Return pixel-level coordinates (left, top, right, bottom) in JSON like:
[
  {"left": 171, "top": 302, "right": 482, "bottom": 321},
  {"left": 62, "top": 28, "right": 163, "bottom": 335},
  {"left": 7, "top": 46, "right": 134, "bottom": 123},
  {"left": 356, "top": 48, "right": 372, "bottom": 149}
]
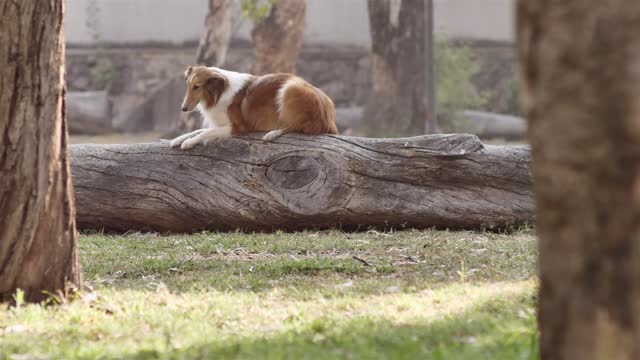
[{"left": 123, "top": 292, "right": 539, "bottom": 360}]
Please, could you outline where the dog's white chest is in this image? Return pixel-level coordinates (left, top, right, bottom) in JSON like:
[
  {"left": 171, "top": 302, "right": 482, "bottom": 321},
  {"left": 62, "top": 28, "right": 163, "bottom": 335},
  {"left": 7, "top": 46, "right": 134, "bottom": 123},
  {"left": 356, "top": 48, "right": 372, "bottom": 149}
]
[
  {"left": 209, "top": 106, "right": 231, "bottom": 127},
  {"left": 198, "top": 68, "right": 252, "bottom": 129},
  {"left": 200, "top": 104, "right": 231, "bottom": 128}
]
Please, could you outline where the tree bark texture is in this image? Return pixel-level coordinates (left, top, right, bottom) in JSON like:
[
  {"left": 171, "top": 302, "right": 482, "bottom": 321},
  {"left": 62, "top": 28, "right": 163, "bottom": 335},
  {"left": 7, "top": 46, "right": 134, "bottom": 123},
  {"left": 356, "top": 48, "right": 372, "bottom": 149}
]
[
  {"left": 70, "top": 134, "right": 533, "bottom": 233},
  {"left": 518, "top": 1, "right": 640, "bottom": 359},
  {"left": 0, "top": 0, "right": 81, "bottom": 302},
  {"left": 251, "top": 0, "right": 306, "bottom": 75},
  {"left": 364, "top": 0, "right": 434, "bottom": 137}
]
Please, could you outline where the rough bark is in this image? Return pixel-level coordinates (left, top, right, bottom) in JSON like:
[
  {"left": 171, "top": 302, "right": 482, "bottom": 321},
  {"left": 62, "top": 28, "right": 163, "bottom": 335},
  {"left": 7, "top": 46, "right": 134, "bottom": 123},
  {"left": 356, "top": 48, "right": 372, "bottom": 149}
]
[
  {"left": 70, "top": 134, "right": 533, "bottom": 233},
  {"left": 0, "top": 0, "right": 81, "bottom": 302},
  {"left": 178, "top": 0, "right": 236, "bottom": 135},
  {"left": 364, "top": 0, "right": 435, "bottom": 137},
  {"left": 251, "top": 0, "right": 306, "bottom": 74},
  {"left": 517, "top": 1, "right": 640, "bottom": 359}
]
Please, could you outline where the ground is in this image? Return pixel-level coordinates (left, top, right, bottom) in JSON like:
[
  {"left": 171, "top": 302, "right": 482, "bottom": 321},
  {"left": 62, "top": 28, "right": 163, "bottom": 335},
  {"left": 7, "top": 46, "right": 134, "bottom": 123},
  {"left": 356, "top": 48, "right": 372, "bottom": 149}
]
[{"left": 0, "top": 228, "right": 538, "bottom": 359}]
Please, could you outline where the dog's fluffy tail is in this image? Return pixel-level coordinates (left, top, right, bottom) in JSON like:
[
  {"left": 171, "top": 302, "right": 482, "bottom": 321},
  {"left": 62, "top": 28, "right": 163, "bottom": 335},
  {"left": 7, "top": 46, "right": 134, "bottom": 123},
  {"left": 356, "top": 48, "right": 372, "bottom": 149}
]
[{"left": 276, "top": 77, "right": 338, "bottom": 135}]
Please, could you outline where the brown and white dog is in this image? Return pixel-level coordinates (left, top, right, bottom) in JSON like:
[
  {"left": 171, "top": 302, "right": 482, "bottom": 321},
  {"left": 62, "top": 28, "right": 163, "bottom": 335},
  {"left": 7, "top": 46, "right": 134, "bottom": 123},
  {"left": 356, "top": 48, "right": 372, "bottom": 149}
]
[{"left": 170, "top": 66, "right": 338, "bottom": 149}]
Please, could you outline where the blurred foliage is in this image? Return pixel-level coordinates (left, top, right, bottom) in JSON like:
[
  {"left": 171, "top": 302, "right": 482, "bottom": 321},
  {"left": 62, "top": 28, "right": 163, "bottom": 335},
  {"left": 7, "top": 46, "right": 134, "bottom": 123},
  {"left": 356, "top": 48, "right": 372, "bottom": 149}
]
[
  {"left": 241, "top": 0, "right": 278, "bottom": 22},
  {"left": 493, "top": 77, "right": 521, "bottom": 117},
  {"left": 92, "top": 59, "right": 116, "bottom": 90},
  {"left": 85, "top": 0, "right": 115, "bottom": 90},
  {"left": 435, "top": 38, "right": 488, "bottom": 132}
]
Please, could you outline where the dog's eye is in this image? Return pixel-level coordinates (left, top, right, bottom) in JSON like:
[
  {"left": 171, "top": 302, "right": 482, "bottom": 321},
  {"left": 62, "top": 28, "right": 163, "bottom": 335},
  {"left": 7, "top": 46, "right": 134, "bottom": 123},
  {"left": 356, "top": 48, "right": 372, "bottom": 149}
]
[{"left": 193, "top": 85, "right": 200, "bottom": 90}]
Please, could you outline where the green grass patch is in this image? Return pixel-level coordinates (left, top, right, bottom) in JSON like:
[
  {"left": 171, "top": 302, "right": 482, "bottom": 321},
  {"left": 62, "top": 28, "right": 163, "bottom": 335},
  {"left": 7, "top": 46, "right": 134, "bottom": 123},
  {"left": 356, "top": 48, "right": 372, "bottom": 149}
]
[{"left": 1, "top": 228, "right": 539, "bottom": 359}]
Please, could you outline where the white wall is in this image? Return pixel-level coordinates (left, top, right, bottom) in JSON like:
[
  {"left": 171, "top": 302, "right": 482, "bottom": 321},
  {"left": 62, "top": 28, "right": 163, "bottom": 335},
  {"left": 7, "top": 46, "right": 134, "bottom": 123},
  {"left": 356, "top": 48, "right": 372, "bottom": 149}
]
[
  {"left": 66, "top": 0, "right": 207, "bottom": 44},
  {"left": 436, "top": 0, "right": 514, "bottom": 42},
  {"left": 65, "top": 0, "right": 514, "bottom": 46}
]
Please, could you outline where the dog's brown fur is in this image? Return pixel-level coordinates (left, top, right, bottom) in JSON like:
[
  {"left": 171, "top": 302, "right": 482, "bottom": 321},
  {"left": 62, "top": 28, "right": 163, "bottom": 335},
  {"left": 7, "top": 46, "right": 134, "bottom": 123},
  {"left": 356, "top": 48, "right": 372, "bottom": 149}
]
[{"left": 181, "top": 66, "right": 337, "bottom": 139}]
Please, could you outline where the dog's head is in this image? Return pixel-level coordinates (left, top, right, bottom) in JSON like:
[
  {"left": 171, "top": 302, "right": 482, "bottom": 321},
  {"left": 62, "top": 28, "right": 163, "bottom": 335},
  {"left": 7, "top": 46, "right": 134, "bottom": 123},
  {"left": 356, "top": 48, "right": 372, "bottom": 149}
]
[{"left": 181, "top": 66, "right": 229, "bottom": 112}]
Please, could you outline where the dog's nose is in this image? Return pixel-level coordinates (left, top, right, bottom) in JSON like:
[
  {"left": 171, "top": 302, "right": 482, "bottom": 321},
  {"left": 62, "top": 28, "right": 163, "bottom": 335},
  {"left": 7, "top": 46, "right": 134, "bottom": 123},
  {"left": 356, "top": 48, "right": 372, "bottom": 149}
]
[{"left": 181, "top": 106, "right": 188, "bottom": 112}]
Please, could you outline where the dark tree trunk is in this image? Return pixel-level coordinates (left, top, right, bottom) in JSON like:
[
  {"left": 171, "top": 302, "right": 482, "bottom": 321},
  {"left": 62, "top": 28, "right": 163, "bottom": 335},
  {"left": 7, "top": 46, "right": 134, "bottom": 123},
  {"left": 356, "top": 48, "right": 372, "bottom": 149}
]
[
  {"left": 364, "top": 0, "right": 435, "bottom": 137},
  {"left": 518, "top": 1, "right": 640, "bottom": 358},
  {"left": 70, "top": 134, "right": 533, "bottom": 233},
  {"left": 0, "top": 0, "right": 81, "bottom": 302},
  {"left": 251, "top": 0, "right": 306, "bottom": 74},
  {"left": 178, "top": 0, "right": 236, "bottom": 135}
]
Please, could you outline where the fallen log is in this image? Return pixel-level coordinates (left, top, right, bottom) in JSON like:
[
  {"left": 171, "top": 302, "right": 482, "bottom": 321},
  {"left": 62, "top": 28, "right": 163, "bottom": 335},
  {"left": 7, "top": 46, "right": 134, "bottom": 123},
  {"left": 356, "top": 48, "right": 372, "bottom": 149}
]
[
  {"left": 459, "top": 110, "right": 527, "bottom": 140},
  {"left": 70, "top": 134, "right": 533, "bottom": 232}
]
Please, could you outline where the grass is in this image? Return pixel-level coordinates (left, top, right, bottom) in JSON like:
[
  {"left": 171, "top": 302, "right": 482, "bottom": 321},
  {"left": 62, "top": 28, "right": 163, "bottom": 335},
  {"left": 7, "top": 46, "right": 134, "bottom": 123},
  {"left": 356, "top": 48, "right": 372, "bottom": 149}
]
[{"left": 0, "top": 228, "right": 539, "bottom": 359}]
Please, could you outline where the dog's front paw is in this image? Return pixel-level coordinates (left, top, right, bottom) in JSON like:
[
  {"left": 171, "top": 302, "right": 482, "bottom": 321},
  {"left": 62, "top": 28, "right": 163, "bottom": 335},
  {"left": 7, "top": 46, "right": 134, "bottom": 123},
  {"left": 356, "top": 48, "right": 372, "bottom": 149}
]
[
  {"left": 170, "top": 137, "right": 185, "bottom": 148},
  {"left": 181, "top": 137, "right": 201, "bottom": 150},
  {"left": 262, "top": 129, "right": 284, "bottom": 142}
]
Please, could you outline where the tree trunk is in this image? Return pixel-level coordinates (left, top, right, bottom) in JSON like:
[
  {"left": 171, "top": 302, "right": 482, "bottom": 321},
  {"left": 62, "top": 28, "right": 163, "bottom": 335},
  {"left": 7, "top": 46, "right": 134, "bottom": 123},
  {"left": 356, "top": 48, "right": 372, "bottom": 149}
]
[
  {"left": 364, "top": 0, "right": 435, "bottom": 137},
  {"left": 177, "top": 0, "right": 236, "bottom": 135},
  {"left": 0, "top": 0, "right": 81, "bottom": 302},
  {"left": 70, "top": 134, "right": 533, "bottom": 233},
  {"left": 517, "top": 1, "right": 640, "bottom": 359},
  {"left": 196, "top": 0, "right": 235, "bottom": 66},
  {"left": 251, "top": 0, "right": 306, "bottom": 74}
]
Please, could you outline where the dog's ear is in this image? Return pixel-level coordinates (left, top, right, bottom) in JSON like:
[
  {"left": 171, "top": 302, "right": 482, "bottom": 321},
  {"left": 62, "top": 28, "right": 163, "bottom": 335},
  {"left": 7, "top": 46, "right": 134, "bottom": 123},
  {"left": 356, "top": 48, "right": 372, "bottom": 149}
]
[
  {"left": 206, "top": 74, "right": 226, "bottom": 89},
  {"left": 184, "top": 66, "right": 194, "bottom": 80},
  {"left": 203, "top": 74, "right": 227, "bottom": 107}
]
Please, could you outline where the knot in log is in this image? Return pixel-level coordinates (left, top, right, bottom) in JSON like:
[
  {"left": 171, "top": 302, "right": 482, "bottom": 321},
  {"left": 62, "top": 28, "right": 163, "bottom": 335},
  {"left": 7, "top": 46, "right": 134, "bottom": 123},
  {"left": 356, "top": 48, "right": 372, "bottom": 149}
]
[{"left": 263, "top": 151, "right": 353, "bottom": 215}]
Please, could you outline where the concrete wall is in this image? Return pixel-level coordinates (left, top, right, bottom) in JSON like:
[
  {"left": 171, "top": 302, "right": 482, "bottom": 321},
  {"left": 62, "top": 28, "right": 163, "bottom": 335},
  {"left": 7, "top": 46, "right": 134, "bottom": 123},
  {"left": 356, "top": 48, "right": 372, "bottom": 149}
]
[{"left": 65, "top": 0, "right": 514, "bottom": 46}]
